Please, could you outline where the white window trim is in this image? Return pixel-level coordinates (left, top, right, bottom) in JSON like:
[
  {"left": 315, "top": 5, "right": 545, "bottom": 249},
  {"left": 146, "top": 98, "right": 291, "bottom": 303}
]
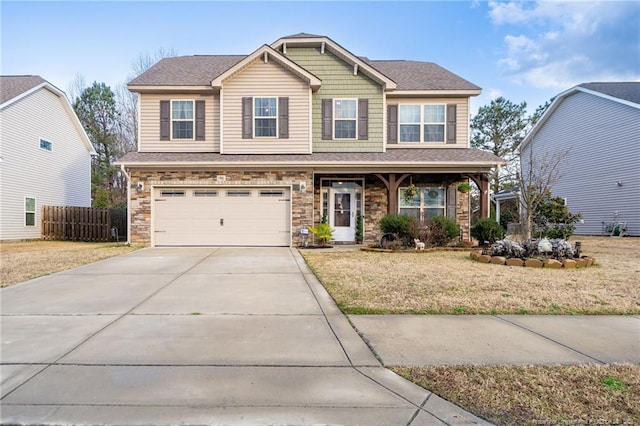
[
  {"left": 398, "top": 186, "right": 446, "bottom": 220},
  {"left": 25, "top": 197, "right": 36, "bottom": 227},
  {"left": 398, "top": 104, "right": 446, "bottom": 144},
  {"left": 333, "top": 98, "right": 358, "bottom": 140},
  {"left": 39, "top": 138, "right": 52, "bottom": 151},
  {"left": 171, "top": 99, "right": 195, "bottom": 141},
  {"left": 398, "top": 105, "right": 421, "bottom": 143},
  {"left": 253, "top": 96, "right": 278, "bottom": 138}
]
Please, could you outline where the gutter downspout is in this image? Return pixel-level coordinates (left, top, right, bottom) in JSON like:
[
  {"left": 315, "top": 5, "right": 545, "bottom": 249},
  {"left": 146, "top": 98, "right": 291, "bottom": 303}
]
[{"left": 120, "top": 164, "right": 132, "bottom": 245}]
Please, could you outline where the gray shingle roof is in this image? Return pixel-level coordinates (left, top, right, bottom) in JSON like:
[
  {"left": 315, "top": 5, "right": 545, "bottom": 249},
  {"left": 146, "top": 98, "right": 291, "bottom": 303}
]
[
  {"left": 128, "top": 36, "right": 481, "bottom": 91},
  {"left": 370, "top": 61, "right": 481, "bottom": 91},
  {"left": 579, "top": 82, "right": 640, "bottom": 105},
  {"left": 0, "top": 75, "right": 46, "bottom": 105},
  {"left": 128, "top": 55, "right": 245, "bottom": 86},
  {"left": 116, "top": 148, "right": 503, "bottom": 167}
]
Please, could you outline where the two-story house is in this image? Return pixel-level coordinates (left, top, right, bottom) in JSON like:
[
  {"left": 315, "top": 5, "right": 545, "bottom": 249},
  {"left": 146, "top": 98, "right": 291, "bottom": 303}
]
[
  {"left": 116, "top": 33, "right": 503, "bottom": 247},
  {"left": 0, "top": 75, "right": 95, "bottom": 241}
]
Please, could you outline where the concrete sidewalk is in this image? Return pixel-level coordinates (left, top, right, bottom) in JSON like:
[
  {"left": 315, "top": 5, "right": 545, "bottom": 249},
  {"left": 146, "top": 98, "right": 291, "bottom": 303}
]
[
  {"left": 350, "top": 315, "right": 640, "bottom": 366},
  {"left": 1, "top": 247, "right": 489, "bottom": 425}
]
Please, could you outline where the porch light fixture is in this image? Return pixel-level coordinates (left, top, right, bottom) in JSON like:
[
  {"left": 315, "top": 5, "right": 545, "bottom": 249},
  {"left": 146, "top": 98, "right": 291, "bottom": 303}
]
[
  {"left": 136, "top": 182, "right": 144, "bottom": 192},
  {"left": 299, "top": 182, "right": 307, "bottom": 193}
]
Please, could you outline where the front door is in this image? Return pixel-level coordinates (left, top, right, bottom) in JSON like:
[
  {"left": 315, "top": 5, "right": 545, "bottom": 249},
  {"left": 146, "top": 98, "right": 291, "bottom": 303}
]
[{"left": 329, "top": 188, "right": 355, "bottom": 241}]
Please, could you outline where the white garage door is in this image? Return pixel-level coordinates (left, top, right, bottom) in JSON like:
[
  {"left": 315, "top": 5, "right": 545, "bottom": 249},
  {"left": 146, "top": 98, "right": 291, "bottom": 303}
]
[{"left": 153, "top": 187, "right": 290, "bottom": 246}]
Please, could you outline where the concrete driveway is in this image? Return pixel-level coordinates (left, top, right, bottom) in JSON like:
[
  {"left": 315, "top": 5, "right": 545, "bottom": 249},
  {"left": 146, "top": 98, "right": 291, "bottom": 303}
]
[{"left": 1, "top": 247, "right": 488, "bottom": 425}]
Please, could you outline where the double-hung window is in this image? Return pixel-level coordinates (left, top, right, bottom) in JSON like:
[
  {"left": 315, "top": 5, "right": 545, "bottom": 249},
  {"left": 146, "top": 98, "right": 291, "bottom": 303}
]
[
  {"left": 25, "top": 197, "right": 36, "bottom": 226},
  {"left": 399, "top": 187, "right": 445, "bottom": 220},
  {"left": 424, "top": 105, "right": 445, "bottom": 142},
  {"left": 398, "top": 104, "right": 446, "bottom": 143},
  {"left": 254, "top": 97, "right": 277, "bottom": 137},
  {"left": 172, "top": 100, "right": 194, "bottom": 139},
  {"left": 334, "top": 99, "right": 357, "bottom": 139}
]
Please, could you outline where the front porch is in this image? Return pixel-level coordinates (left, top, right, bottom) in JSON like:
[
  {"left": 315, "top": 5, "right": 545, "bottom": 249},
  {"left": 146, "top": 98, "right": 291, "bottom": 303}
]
[{"left": 313, "top": 173, "right": 489, "bottom": 244}]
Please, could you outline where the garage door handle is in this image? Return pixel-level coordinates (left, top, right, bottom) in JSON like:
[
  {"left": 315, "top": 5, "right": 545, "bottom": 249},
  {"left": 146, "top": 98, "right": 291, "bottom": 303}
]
[{"left": 220, "top": 218, "right": 224, "bottom": 226}]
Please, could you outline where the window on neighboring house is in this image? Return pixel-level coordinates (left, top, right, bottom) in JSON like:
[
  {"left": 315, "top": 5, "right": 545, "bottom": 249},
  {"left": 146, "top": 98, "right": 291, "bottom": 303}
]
[
  {"left": 172, "top": 100, "right": 194, "bottom": 139},
  {"left": 254, "top": 97, "right": 277, "bottom": 137},
  {"left": 397, "top": 104, "right": 446, "bottom": 143},
  {"left": 399, "top": 187, "right": 445, "bottom": 220},
  {"left": 334, "top": 99, "right": 357, "bottom": 139},
  {"left": 40, "top": 139, "right": 52, "bottom": 151},
  {"left": 25, "top": 197, "right": 36, "bottom": 226}
]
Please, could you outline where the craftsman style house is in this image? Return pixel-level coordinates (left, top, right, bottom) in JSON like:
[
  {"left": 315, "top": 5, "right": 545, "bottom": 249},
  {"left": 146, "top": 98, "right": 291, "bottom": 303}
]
[{"left": 117, "top": 34, "right": 503, "bottom": 246}]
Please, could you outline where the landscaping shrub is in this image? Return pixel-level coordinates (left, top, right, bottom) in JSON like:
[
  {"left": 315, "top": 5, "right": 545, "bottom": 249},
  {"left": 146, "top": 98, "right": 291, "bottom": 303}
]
[
  {"left": 379, "top": 214, "right": 421, "bottom": 245},
  {"left": 426, "top": 215, "right": 460, "bottom": 246},
  {"left": 307, "top": 223, "right": 333, "bottom": 247},
  {"left": 471, "top": 218, "right": 505, "bottom": 245},
  {"left": 533, "top": 193, "right": 582, "bottom": 239}
]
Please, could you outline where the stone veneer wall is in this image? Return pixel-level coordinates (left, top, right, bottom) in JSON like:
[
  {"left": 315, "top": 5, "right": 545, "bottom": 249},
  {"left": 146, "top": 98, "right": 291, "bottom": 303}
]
[{"left": 128, "top": 169, "right": 314, "bottom": 246}]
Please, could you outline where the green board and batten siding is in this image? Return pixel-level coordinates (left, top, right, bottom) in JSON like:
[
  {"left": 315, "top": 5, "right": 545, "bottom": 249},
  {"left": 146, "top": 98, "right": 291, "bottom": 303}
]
[{"left": 285, "top": 47, "right": 384, "bottom": 152}]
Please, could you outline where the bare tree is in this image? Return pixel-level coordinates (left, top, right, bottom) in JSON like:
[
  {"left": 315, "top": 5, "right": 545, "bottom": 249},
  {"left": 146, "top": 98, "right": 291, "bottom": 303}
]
[
  {"left": 116, "top": 47, "right": 177, "bottom": 153},
  {"left": 519, "top": 146, "right": 571, "bottom": 240},
  {"left": 66, "top": 73, "right": 87, "bottom": 104}
]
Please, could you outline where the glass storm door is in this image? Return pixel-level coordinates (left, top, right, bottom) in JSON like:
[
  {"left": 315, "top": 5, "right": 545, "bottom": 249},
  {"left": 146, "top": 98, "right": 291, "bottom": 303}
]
[{"left": 330, "top": 188, "right": 355, "bottom": 241}]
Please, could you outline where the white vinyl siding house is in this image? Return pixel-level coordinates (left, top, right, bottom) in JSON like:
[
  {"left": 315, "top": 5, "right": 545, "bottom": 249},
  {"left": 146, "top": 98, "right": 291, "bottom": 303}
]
[
  {"left": 0, "top": 76, "right": 95, "bottom": 240},
  {"left": 520, "top": 83, "right": 640, "bottom": 237}
]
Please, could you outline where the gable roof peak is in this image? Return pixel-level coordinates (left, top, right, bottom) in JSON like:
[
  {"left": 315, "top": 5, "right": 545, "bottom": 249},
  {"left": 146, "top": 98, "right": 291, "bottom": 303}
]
[
  {"left": 0, "top": 75, "right": 48, "bottom": 105},
  {"left": 281, "top": 32, "right": 326, "bottom": 39}
]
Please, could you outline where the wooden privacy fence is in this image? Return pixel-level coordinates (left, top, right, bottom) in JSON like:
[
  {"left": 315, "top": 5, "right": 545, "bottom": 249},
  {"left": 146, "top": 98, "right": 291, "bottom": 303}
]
[{"left": 42, "top": 206, "right": 127, "bottom": 242}]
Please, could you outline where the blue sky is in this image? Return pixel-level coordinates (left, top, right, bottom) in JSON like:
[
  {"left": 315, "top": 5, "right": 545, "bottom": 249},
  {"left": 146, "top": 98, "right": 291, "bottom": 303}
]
[{"left": 2, "top": 1, "right": 639, "bottom": 115}]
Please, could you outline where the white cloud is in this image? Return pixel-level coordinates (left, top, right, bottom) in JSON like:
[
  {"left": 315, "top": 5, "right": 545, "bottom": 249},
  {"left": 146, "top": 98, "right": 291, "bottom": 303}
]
[{"left": 490, "top": 1, "right": 640, "bottom": 90}]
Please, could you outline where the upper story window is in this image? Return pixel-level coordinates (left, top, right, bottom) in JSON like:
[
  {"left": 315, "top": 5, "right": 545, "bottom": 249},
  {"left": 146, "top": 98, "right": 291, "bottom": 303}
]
[
  {"left": 172, "top": 100, "right": 194, "bottom": 139},
  {"left": 334, "top": 99, "right": 357, "bottom": 139},
  {"left": 399, "top": 104, "right": 446, "bottom": 143},
  {"left": 39, "top": 138, "right": 52, "bottom": 151},
  {"left": 160, "top": 100, "right": 204, "bottom": 141},
  {"left": 254, "top": 97, "right": 277, "bottom": 137}
]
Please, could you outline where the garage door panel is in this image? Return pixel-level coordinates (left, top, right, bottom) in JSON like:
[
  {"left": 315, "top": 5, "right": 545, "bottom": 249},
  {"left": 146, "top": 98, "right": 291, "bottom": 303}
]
[{"left": 153, "top": 187, "right": 290, "bottom": 247}]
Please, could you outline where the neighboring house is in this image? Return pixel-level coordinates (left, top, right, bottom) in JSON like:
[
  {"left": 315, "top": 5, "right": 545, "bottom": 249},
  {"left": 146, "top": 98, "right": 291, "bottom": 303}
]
[
  {"left": 0, "top": 75, "right": 95, "bottom": 240},
  {"left": 116, "top": 33, "right": 503, "bottom": 247},
  {"left": 520, "top": 82, "right": 640, "bottom": 237}
]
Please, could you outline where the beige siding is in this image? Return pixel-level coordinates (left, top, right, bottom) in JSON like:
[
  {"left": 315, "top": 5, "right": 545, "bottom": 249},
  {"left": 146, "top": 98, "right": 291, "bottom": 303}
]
[
  {"left": 139, "top": 93, "right": 218, "bottom": 152},
  {"left": 0, "top": 88, "right": 92, "bottom": 240},
  {"left": 387, "top": 97, "right": 470, "bottom": 147},
  {"left": 222, "top": 59, "right": 311, "bottom": 154},
  {"left": 285, "top": 48, "right": 384, "bottom": 153}
]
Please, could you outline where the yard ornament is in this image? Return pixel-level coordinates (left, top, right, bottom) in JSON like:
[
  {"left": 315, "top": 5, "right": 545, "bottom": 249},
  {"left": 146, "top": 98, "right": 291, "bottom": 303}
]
[{"left": 538, "top": 238, "right": 553, "bottom": 254}]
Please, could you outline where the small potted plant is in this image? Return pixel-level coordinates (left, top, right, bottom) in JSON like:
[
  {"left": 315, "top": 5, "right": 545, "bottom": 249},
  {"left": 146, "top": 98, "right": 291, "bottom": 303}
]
[
  {"left": 457, "top": 182, "right": 472, "bottom": 193},
  {"left": 355, "top": 214, "right": 363, "bottom": 244}
]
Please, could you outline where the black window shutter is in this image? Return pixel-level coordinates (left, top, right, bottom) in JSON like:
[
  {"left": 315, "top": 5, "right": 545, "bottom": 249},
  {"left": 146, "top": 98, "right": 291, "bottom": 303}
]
[
  {"left": 160, "top": 100, "right": 170, "bottom": 140},
  {"left": 195, "top": 100, "right": 205, "bottom": 141},
  {"left": 387, "top": 104, "right": 398, "bottom": 144},
  {"left": 278, "top": 97, "right": 289, "bottom": 139},
  {"left": 321, "top": 99, "right": 333, "bottom": 140},
  {"left": 447, "top": 185, "right": 457, "bottom": 220},
  {"left": 446, "top": 104, "right": 457, "bottom": 144},
  {"left": 242, "top": 97, "right": 253, "bottom": 139},
  {"left": 358, "top": 98, "right": 368, "bottom": 140}
]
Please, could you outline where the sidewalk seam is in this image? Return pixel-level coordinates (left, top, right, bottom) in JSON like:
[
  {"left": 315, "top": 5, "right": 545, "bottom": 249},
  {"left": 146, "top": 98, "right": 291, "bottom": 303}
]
[{"left": 494, "top": 316, "right": 606, "bottom": 364}]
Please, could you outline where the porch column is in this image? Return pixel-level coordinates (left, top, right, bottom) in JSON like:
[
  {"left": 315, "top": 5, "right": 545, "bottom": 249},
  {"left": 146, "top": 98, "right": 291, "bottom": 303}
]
[
  {"left": 374, "top": 173, "right": 411, "bottom": 214},
  {"left": 468, "top": 174, "right": 490, "bottom": 218}
]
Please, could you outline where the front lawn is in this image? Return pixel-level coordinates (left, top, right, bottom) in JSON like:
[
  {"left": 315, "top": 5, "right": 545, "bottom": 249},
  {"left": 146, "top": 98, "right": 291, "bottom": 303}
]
[
  {"left": 393, "top": 364, "right": 640, "bottom": 426},
  {"left": 302, "top": 236, "right": 640, "bottom": 315},
  {"left": 0, "top": 240, "right": 140, "bottom": 287}
]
